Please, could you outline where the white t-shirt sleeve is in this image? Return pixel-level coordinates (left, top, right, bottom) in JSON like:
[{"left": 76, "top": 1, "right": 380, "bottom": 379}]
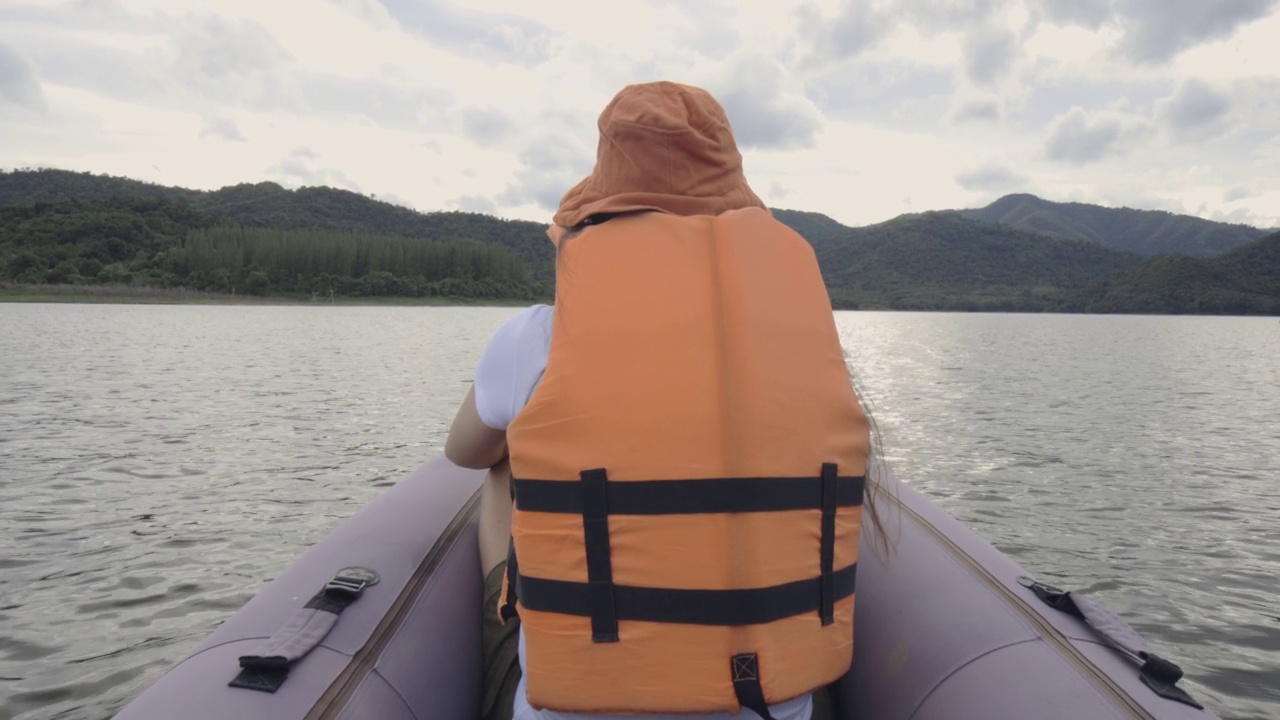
[{"left": 473, "top": 304, "right": 554, "bottom": 431}]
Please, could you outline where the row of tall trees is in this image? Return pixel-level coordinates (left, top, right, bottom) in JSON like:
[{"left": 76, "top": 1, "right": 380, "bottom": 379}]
[
  {"left": 169, "top": 227, "right": 535, "bottom": 297},
  {"left": 0, "top": 197, "right": 545, "bottom": 300}
]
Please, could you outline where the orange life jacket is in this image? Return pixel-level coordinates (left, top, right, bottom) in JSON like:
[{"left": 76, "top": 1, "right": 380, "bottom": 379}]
[{"left": 503, "top": 208, "right": 870, "bottom": 717}]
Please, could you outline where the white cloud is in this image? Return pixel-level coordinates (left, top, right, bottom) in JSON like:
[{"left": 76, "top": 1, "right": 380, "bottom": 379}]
[
  {"left": 900, "top": 0, "right": 1016, "bottom": 34},
  {"left": 200, "top": 115, "right": 246, "bottom": 142},
  {"left": 270, "top": 157, "right": 362, "bottom": 192},
  {"left": 1224, "top": 186, "right": 1254, "bottom": 203},
  {"left": 376, "top": 0, "right": 552, "bottom": 64},
  {"left": 1158, "top": 80, "right": 1232, "bottom": 140},
  {"left": 1031, "top": 0, "right": 1112, "bottom": 29},
  {"left": 1033, "top": 0, "right": 1279, "bottom": 63},
  {"left": 701, "top": 52, "right": 825, "bottom": 150},
  {"left": 1044, "top": 108, "right": 1121, "bottom": 163},
  {"left": 458, "top": 106, "right": 516, "bottom": 147},
  {"left": 796, "top": 1, "right": 892, "bottom": 65},
  {"left": 809, "top": 58, "right": 956, "bottom": 130},
  {"left": 1043, "top": 107, "right": 1147, "bottom": 164},
  {"left": 963, "top": 25, "right": 1020, "bottom": 86},
  {"left": 0, "top": 40, "right": 46, "bottom": 111},
  {"left": 451, "top": 193, "right": 498, "bottom": 214},
  {"left": 952, "top": 99, "right": 1002, "bottom": 125},
  {"left": 1112, "top": 0, "right": 1277, "bottom": 64},
  {"left": 955, "top": 163, "right": 1030, "bottom": 193},
  {"left": 0, "top": 0, "right": 1277, "bottom": 231}
]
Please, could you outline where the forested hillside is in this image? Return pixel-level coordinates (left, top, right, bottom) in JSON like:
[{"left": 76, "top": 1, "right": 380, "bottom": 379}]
[
  {"left": 957, "top": 193, "right": 1269, "bottom": 257},
  {"left": 2, "top": 169, "right": 1275, "bottom": 314},
  {"left": 0, "top": 195, "right": 542, "bottom": 300},
  {"left": 1, "top": 169, "right": 557, "bottom": 281},
  {"left": 1078, "top": 232, "right": 1280, "bottom": 314},
  {"left": 816, "top": 212, "right": 1143, "bottom": 311}
]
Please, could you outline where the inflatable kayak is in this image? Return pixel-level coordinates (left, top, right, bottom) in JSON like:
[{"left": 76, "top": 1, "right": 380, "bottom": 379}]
[{"left": 113, "top": 456, "right": 1218, "bottom": 720}]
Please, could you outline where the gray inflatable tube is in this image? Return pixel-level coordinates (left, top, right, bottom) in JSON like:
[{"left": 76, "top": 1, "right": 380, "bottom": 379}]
[{"left": 113, "top": 457, "right": 1219, "bottom": 720}]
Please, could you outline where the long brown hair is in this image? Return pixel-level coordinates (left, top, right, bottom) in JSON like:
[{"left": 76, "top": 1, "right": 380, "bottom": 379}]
[{"left": 847, "top": 362, "right": 896, "bottom": 557}]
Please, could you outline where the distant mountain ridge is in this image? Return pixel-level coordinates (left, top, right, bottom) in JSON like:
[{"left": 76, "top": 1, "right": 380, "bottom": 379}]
[
  {"left": 956, "top": 193, "right": 1269, "bottom": 258},
  {"left": 811, "top": 211, "right": 1145, "bottom": 311},
  {"left": 0, "top": 168, "right": 201, "bottom": 206},
  {"left": 1079, "top": 232, "right": 1280, "bottom": 314},
  {"left": 2, "top": 169, "right": 1276, "bottom": 314},
  {"left": 5, "top": 169, "right": 1270, "bottom": 263}
]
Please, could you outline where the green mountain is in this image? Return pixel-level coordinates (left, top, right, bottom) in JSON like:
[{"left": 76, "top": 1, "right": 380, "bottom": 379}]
[
  {"left": 815, "top": 212, "right": 1143, "bottom": 311},
  {"left": 0, "top": 168, "right": 200, "bottom": 206},
  {"left": 3, "top": 169, "right": 1275, "bottom": 314},
  {"left": 1078, "top": 232, "right": 1280, "bottom": 315},
  {"left": 771, "top": 208, "right": 857, "bottom": 249},
  {"left": 1, "top": 169, "right": 557, "bottom": 281},
  {"left": 957, "top": 193, "right": 1269, "bottom": 257},
  {"left": 0, "top": 194, "right": 541, "bottom": 300},
  {"left": 194, "top": 183, "right": 556, "bottom": 280}
]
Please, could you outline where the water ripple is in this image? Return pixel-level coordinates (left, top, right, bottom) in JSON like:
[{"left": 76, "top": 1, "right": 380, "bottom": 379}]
[
  {"left": 1, "top": 306, "right": 1276, "bottom": 720},
  {"left": 837, "top": 312, "right": 1279, "bottom": 720},
  {"left": 0, "top": 304, "right": 509, "bottom": 720}
]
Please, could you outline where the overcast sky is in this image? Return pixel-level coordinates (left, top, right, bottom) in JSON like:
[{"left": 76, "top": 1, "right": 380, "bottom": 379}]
[{"left": 2, "top": 0, "right": 1278, "bottom": 229}]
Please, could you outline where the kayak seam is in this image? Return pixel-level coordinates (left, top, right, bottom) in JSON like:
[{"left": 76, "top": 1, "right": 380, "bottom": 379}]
[
  {"left": 313, "top": 491, "right": 480, "bottom": 719},
  {"left": 907, "top": 638, "right": 1039, "bottom": 720},
  {"left": 884, "top": 487, "right": 1156, "bottom": 720},
  {"left": 368, "top": 668, "right": 417, "bottom": 720},
  {"left": 369, "top": 667, "right": 417, "bottom": 720},
  {"left": 362, "top": 565, "right": 454, "bottom": 720},
  {"left": 172, "top": 636, "right": 273, "bottom": 665},
  {"left": 164, "top": 635, "right": 354, "bottom": 671},
  {"left": 307, "top": 487, "right": 482, "bottom": 720}
]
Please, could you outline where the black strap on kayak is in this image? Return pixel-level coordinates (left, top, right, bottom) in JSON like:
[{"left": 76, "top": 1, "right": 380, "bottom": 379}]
[
  {"left": 229, "top": 567, "right": 378, "bottom": 693},
  {"left": 1018, "top": 578, "right": 1204, "bottom": 709}
]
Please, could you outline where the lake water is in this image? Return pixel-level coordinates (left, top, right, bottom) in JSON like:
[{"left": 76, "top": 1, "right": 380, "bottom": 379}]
[{"left": 0, "top": 304, "right": 1276, "bottom": 720}]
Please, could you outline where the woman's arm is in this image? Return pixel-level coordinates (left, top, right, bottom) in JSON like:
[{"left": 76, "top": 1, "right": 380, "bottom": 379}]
[{"left": 444, "top": 385, "right": 508, "bottom": 470}]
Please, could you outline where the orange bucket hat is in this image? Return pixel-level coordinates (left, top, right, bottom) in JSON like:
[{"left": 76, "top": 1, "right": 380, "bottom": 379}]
[{"left": 550, "top": 81, "right": 765, "bottom": 238}]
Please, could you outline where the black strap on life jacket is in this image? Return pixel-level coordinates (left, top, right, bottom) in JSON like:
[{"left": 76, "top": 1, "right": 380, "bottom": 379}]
[
  {"left": 510, "top": 464, "right": 862, "bottom": 629},
  {"left": 499, "top": 536, "right": 520, "bottom": 622},
  {"left": 732, "top": 653, "right": 779, "bottom": 720},
  {"left": 819, "top": 462, "right": 838, "bottom": 625},
  {"left": 513, "top": 472, "right": 865, "bottom": 515},
  {"left": 514, "top": 565, "right": 856, "bottom": 625},
  {"left": 579, "top": 468, "right": 619, "bottom": 642}
]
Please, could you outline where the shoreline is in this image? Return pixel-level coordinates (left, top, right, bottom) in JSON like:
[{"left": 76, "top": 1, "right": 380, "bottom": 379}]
[
  {"left": 3, "top": 284, "right": 1273, "bottom": 317},
  {"left": 0, "top": 284, "right": 539, "bottom": 307}
]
